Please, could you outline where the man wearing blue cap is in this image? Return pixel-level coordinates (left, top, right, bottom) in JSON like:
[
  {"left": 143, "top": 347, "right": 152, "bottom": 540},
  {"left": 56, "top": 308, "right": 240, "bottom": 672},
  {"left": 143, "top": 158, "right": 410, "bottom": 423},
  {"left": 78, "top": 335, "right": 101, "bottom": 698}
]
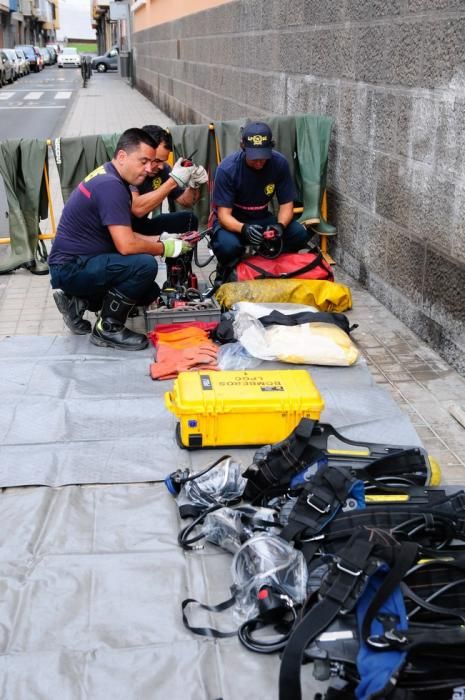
[{"left": 210, "top": 121, "right": 310, "bottom": 274}]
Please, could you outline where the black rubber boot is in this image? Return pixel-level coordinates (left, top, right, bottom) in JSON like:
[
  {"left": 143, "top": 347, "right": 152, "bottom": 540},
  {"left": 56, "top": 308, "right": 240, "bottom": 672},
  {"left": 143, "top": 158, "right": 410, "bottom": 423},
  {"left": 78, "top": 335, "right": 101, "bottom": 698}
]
[
  {"left": 53, "top": 289, "right": 92, "bottom": 334},
  {"left": 90, "top": 289, "right": 148, "bottom": 351}
]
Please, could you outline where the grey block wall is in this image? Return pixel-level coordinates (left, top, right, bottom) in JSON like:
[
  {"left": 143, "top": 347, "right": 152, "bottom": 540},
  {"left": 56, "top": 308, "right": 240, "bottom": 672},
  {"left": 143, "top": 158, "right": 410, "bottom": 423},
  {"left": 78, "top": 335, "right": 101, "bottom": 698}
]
[{"left": 133, "top": 0, "right": 465, "bottom": 374}]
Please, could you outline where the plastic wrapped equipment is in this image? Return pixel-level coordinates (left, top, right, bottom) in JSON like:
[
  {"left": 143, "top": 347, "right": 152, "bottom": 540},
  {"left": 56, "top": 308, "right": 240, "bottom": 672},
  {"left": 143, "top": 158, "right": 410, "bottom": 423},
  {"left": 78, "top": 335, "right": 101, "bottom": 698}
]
[{"left": 231, "top": 533, "right": 308, "bottom": 621}]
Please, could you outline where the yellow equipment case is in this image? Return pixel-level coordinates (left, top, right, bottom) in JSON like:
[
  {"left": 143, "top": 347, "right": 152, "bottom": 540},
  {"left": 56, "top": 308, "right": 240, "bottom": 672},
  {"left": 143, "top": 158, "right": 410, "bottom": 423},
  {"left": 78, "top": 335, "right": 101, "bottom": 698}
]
[{"left": 165, "top": 369, "right": 324, "bottom": 449}]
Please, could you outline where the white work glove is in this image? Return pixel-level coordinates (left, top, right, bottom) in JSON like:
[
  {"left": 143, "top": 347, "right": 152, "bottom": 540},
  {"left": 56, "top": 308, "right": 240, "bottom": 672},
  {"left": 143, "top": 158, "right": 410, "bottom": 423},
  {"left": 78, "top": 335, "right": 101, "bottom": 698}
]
[
  {"left": 162, "top": 238, "right": 192, "bottom": 258},
  {"left": 187, "top": 165, "right": 208, "bottom": 189},
  {"left": 169, "top": 158, "right": 197, "bottom": 189},
  {"left": 160, "top": 232, "right": 182, "bottom": 241}
]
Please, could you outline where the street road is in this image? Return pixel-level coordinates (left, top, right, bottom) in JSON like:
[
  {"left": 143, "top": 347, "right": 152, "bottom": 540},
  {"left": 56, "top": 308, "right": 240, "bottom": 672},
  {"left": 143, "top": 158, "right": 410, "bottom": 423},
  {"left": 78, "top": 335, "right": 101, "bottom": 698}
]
[
  {"left": 0, "top": 64, "right": 81, "bottom": 141},
  {"left": 0, "top": 64, "right": 81, "bottom": 239}
]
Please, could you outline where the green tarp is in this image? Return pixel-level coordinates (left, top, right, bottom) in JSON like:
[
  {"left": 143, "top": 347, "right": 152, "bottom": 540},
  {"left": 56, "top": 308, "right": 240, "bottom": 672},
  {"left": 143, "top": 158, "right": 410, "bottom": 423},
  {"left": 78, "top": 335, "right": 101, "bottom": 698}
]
[
  {"left": 52, "top": 135, "right": 111, "bottom": 203},
  {"left": 295, "top": 113, "right": 334, "bottom": 225},
  {"left": 0, "top": 138, "right": 49, "bottom": 274}
]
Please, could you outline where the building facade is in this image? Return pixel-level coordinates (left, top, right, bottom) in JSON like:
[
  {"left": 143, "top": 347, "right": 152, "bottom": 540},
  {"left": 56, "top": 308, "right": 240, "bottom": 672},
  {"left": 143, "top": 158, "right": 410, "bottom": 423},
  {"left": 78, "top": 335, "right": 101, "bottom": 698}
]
[
  {"left": 0, "top": 0, "right": 58, "bottom": 47},
  {"left": 91, "top": 0, "right": 119, "bottom": 55}
]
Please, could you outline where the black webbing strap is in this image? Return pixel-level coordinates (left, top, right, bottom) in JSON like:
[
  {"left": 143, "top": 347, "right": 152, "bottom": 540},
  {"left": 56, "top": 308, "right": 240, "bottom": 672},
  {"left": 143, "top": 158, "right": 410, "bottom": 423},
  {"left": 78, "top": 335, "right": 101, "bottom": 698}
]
[
  {"left": 181, "top": 593, "right": 237, "bottom": 638},
  {"left": 402, "top": 551, "right": 465, "bottom": 612},
  {"left": 280, "top": 465, "right": 356, "bottom": 545},
  {"left": 279, "top": 535, "right": 376, "bottom": 700},
  {"left": 400, "top": 624, "right": 465, "bottom": 653},
  {"left": 362, "top": 541, "right": 419, "bottom": 645},
  {"left": 243, "top": 418, "right": 319, "bottom": 502},
  {"left": 358, "top": 448, "right": 430, "bottom": 491},
  {"left": 314, "top": 494, "right": 465, "bottom": 551}
]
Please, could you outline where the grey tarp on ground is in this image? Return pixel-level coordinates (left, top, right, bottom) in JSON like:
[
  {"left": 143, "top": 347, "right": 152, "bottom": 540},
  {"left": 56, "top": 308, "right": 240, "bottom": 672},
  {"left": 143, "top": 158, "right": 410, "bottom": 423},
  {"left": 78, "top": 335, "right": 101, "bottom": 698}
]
[
  {"left": 0, "top": 138, "right": 49, "bottom": 273},
  {"left": 0, "top": 335, "right": 421, "bottom": 489},
  {"left": 0, "top": 482, "right": 331, "bottom": 699},
  {"left": 0, "top": 335, "right": 423, "bottom": 699}
]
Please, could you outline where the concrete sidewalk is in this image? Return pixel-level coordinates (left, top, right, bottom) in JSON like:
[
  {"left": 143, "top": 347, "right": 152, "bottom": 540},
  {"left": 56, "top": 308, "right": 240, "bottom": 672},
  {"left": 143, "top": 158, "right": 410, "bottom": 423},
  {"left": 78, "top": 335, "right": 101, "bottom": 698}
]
[{"left": 1, "top": 72, "right": 465, "bottom": 480}]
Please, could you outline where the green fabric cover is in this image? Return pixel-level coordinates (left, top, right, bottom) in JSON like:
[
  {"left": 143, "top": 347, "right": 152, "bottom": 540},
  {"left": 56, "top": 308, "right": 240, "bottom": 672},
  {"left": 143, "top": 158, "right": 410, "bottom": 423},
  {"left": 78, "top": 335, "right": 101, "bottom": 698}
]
[
  {"left": 0, "top": 139, "right": 49, "bottom": 274},
  {"left": 169, "top": 124, "right": 214, "bottom": 228},
  {"left": 52, "top": 135, "right": 109, "bottom": 202},
  {"left": 266, "top": 115, "right": 297, "bottom": 185},
  {"left": 211, "top": 118, "right": 244, "bottom": 163},
  {"left": 101, "top": 132, "right": 121, "bottom": 161},
  {"left": 295, "top": 114, "right": 333, "bottom": 223}
]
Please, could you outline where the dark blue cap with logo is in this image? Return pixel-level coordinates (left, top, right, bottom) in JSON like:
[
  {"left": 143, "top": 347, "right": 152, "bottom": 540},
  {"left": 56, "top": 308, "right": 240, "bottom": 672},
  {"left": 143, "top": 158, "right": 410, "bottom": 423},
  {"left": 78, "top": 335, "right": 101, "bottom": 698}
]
[{"left": 241, "top": 121, "right": 273, "bottom": 160}]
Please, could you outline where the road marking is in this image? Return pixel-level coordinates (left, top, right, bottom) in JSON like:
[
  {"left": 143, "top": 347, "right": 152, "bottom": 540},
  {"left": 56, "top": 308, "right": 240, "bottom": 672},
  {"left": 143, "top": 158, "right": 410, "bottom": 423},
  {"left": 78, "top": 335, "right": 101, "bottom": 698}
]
[
  {"left": 24, "top": 92, "right": 44, "bottom": 100},
  {"left": 0, "top": 105, "right": 66, "bottom": 109},
  {"left": 54, "top": 91, "right": 72, "bottom": 100},
  {"left": 0, "top": 93, "right": 14, "bottom": 100}
]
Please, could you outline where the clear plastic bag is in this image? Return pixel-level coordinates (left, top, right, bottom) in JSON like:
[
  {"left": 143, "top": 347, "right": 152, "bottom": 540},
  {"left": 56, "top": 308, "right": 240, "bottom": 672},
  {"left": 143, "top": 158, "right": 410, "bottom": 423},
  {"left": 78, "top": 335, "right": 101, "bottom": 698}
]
[
  {"left": 177, "top": 457, "right": 246, "bottom": 510},
  {"left": 203, "top": 506, "right": 280, "bottom": 554},
  {"left": 217, "top": 342, "right": 262, "bottom": 370},
  {"left": 231, "top": 533, "right": 308, "bottom": 621}
]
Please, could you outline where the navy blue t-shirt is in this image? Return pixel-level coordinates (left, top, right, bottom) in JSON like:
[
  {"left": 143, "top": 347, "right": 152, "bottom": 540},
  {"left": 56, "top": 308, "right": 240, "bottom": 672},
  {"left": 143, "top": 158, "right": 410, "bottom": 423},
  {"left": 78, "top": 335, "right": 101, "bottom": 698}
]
[
  {"left": 212, "top": 150, "right": 296, "bottom": 223},
  {"left": 49, "top": 162, "right": 132, "bottom": 264},
  {"left": 130, "top": 164, "right": 183, "bottom": 221}
]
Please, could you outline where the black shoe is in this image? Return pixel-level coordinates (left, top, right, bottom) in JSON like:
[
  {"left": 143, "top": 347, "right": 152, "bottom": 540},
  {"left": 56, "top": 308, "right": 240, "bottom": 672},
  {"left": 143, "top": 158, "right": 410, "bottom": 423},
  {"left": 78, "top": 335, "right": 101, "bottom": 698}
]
[
  {"left": 90, "top": 318, "right": 148, "bottom": 351},
  {"left": 89, "top": 289, "right": 148, "bottom": 351},
  {"left": 53, "top": 289, "right": 92, "bottom": 335}
]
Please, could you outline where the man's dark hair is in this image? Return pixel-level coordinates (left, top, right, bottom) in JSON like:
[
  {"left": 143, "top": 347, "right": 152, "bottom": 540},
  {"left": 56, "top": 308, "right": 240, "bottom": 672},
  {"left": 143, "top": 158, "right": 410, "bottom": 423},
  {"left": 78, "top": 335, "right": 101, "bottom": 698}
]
[
  {"left": 114, "top": 128, "right": 157, "bottom": 155},
  {"left": 141, "top": 124, "right": 173, "bottom": 150}
]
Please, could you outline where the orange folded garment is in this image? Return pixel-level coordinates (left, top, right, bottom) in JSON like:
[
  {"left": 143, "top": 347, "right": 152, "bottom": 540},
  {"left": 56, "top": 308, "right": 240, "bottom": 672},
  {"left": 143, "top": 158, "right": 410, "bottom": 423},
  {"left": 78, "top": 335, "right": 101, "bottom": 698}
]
[
  {"left": 152, "top": 327, "right": 211, "bottom": 349},
  {"left": 148, "top": 321, "right": 218, "bottom": 348},
  {"left": 150, "top": 341, "right": 219, "bottom": 380}
]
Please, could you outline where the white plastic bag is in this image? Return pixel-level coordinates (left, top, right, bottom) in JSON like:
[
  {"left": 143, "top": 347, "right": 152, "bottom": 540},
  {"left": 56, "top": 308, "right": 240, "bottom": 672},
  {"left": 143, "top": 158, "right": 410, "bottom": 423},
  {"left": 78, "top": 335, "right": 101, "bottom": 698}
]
[
  {"left": 232, "top": 301, "right": 318, "bottom": 319},
  {"left": 234, "top": 312, "right": 359, "bottom": 366}
]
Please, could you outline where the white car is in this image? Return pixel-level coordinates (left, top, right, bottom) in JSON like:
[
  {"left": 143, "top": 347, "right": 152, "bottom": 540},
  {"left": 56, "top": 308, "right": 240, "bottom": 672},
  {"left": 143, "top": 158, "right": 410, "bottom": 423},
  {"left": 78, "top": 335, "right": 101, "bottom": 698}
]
[
  {"left": 15, "top": 49, "right": 30, "bottom": 76},
  {"left": 58, "top": 47, "right": 81, "bottom": 68}
]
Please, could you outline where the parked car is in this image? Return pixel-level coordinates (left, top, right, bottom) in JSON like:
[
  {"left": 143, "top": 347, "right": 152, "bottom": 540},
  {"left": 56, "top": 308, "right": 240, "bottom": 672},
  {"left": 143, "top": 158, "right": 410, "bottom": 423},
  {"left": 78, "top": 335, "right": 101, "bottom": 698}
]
[
  {"left": 0, "top": 50, "right": 15, "bottom": 84},
  {"left": 57, "top": 47, "right": 81, "bottom": 68},
  {"left": 15, "top": 48, "right": 30, "bottom": 76},
  {"left": 91, "top": 46, "right": 119, "bottom": 73},
  {"left": 3, "top": 49, "right": 21, "bottom": 80},
  {"left": 46, "top": 43, "right": 60, "bottom": 55},
  {"left": 39, "top": 47, "right": 52, "bottom": 66},
  {"left": 45, "top": 45, "right": 57, "bottom": 63},
  {"left": 15, "top": 44, "right": 42, "bottom": 72}
]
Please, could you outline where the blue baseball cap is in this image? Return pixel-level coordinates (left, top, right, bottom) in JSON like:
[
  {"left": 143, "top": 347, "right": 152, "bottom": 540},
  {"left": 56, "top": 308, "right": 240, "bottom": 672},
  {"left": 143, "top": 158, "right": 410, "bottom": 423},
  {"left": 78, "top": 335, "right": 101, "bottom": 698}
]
[{"left": 241, "top": 122, "right": 273, "bottom": 160}]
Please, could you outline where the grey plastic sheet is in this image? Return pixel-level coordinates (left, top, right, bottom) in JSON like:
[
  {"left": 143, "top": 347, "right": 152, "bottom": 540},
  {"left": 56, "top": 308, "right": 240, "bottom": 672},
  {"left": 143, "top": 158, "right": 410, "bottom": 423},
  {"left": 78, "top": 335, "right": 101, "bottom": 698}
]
[
  {"left": 0, "top": 335, "right": 421, "bottom": 488},
  {"left": 0, "top": 335, "right": 424, "bottom": 699},
  {"left": 0, "top": 482, "right": 331, "bottom": 699}
]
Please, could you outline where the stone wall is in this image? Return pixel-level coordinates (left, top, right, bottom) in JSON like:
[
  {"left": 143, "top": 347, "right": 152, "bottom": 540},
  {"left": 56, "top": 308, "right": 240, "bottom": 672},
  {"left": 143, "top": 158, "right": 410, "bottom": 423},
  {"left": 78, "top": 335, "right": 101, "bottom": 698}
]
[{"left": 133, "top": 0, "right": 465, "bottom": 374}]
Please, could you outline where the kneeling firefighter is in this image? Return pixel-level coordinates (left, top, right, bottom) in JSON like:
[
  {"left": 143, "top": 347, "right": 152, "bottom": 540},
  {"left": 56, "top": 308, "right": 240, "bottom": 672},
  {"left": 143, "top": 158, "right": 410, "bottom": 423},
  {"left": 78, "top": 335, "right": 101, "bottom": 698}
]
[
  {"left": 49, "top": 128, "right": 196, "bottom": 351},
  {"left": 209, "top": 121, "right": 311, "bottom": 281}
]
